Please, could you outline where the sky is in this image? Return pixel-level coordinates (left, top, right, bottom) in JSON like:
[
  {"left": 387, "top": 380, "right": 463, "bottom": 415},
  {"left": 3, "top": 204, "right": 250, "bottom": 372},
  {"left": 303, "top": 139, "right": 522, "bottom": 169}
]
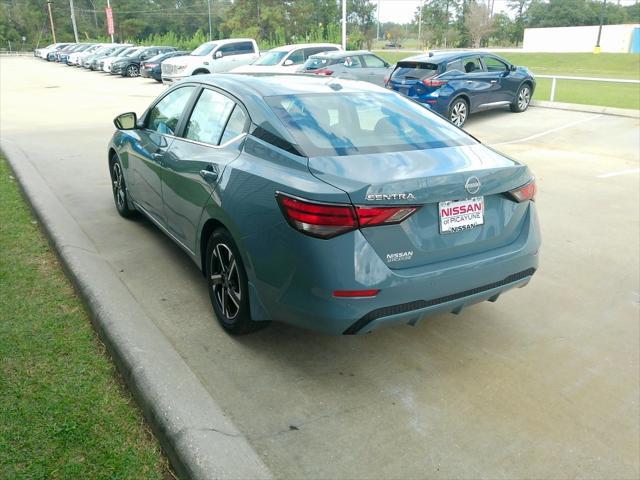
[{"left": 375, "top": 0, "right": 638, "bottom": 24}]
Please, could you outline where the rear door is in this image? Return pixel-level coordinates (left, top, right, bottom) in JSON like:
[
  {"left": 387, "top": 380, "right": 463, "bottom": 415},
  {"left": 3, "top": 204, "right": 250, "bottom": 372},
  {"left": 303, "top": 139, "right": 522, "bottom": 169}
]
[{"left": 161, "top": 87, "right": 248, "bottom": 251}]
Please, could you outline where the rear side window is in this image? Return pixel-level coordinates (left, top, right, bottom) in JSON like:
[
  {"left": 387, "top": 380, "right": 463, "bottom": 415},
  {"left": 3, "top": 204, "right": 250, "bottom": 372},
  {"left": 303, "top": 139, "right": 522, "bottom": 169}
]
[
  {"left": 391, "top": 61, "right": 439, "bottom": 81},
  {"left": 185, "top": 89, "right": 235, "bottom": 145},
  {"left": 146, "top": 86, "right": 196, "bottom": 135},
  {"left": 446, "top": 59, "right": 464, "bottom": 73},
  {"left": 220, "top": 106, "right": 247, "bottom": 144},
  {"left": 220, "top": 42, "right": 255, "bottom": 56},
  {"left": 462, "top": 57, "right": 483, "bottom": 73},
  {"left": 343, "top": 55, "right": 363, "bottom": 68}
]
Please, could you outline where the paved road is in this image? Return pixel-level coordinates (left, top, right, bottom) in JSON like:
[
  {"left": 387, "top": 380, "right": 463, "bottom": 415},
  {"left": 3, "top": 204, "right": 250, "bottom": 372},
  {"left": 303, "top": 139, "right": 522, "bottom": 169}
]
[{"left": 2, "top": 57, "right": 639, "bottom": 479}]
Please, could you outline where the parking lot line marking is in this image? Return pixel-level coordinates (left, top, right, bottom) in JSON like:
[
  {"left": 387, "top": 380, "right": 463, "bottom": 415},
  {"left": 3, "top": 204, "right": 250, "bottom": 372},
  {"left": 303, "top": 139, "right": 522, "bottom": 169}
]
[
  {"left": 597, "top": 168, "right": 640, "bottom": 178},
  {"left": 492, "top": 114, "right": 603, "bottom": 146}
]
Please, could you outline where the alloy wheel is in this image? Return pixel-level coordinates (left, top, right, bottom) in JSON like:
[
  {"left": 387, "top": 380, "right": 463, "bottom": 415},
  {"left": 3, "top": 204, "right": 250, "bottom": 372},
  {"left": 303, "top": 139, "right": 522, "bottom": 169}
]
[
  {"left": 450, "top": 101, "right": 467, "bottom": 127},
  {"left": 518, "top": 86, "right": 531, "bottom": 110},
  {"left": 127, "top": 65, "right": 139, "bottom": 77},
  {"left": 209, "top": 243, "right": 242, "bottom": 320},
  {"left": 112, "top": 162, "right": 126, "bottom": 210}
]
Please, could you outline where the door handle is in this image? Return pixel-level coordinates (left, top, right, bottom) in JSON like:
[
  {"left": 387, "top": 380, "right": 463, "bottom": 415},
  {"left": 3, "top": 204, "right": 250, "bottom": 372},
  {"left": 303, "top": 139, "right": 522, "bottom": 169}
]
[
  {"left": 200, "top": 166, "right": 218, "bottom": 183},
  {"left": 490, "top": 80, "right": 498, "bottom": 84},
  {"left": 152, "top": 153, "right": 164, "bottom": 164}
]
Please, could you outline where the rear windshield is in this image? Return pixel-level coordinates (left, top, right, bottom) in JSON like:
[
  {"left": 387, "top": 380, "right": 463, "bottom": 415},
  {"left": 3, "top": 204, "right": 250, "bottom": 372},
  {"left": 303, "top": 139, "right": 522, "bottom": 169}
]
[
  {"left": 265, "top": 92, "right": 474, "bottom": 157},
  {"left": 391, "top": 61, "right": 439, "bottom": 81},
  {"left": 300, "top": 56, "right": 339, "bottom": 71}
]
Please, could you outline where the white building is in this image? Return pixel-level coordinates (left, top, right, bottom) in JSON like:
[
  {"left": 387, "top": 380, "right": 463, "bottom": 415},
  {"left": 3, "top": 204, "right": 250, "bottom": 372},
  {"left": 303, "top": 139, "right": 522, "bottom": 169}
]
[{"left": 523, "top": 24, "right": 640, "bottom": 53}]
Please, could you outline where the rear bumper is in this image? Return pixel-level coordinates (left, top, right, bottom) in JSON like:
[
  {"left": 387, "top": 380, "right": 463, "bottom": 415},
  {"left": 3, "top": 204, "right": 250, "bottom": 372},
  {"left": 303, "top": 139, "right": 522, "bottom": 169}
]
[{"left": 249, "top": 203, "right": 541, "bottom": 335}]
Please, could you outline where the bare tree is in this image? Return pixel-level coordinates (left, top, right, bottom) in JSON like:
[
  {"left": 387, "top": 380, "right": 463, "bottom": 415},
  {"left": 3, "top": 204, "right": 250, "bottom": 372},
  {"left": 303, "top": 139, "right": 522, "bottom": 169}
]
[{"left": 465, "top": 1, "right": 494, "bottom": 48}]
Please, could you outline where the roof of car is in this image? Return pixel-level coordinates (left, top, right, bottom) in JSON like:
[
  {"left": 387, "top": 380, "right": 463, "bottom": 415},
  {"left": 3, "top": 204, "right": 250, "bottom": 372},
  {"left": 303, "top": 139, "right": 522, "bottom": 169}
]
[
  {"left": 399, "top": 50, "right": 494, "bottom": 64},
  {"left": 269, "top": 43, "right": 341, "bottom": 52},
  {"left": 199, "top": 38, "right": 256, "bottom": 46},
  {"left": 190, "top": 73, "right": 386, "bottom": 98},
  {"left": 309, "top": 49, "right": 374, "bottom": 59}
]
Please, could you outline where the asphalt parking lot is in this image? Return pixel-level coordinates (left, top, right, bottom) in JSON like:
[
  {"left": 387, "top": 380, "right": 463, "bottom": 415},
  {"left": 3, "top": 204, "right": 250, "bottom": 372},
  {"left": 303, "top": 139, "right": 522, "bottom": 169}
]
[{"left": 1, "top": 57, "right": 639, "bottom": 479}]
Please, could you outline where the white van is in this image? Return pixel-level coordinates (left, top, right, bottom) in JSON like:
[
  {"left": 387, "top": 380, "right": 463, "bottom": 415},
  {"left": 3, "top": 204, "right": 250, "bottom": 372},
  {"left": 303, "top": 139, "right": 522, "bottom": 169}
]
[{"left": 162, "top": 38, "right": 259, "bottom": 84}]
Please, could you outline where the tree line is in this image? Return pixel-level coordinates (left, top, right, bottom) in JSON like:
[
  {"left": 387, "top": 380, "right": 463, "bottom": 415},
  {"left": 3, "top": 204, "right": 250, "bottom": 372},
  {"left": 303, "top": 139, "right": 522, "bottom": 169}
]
[{"left": 1, "top": 0, "right": 638, "bottom": 51}]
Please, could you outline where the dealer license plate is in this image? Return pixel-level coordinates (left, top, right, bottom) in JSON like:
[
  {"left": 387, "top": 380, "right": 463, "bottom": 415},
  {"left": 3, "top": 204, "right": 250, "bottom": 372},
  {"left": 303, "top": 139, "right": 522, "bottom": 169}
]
[{"left": 439, "top": 197, "right": 484, "bottom": 234}]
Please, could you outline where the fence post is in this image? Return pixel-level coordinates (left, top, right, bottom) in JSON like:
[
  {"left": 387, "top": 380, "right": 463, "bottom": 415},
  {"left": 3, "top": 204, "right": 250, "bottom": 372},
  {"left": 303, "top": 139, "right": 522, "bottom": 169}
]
[{"left": 550, "top": 77, "right": 557, "bottom": 102}]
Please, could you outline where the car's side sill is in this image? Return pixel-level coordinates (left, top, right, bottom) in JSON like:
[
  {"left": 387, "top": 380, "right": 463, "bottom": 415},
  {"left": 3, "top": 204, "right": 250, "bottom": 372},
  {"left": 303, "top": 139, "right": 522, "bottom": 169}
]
[
  {"left": 133, "top": 201, "right": 196, "bottom": 257},
  {"left": 342, "top": 268, "right": 536, "bottom": 335}
]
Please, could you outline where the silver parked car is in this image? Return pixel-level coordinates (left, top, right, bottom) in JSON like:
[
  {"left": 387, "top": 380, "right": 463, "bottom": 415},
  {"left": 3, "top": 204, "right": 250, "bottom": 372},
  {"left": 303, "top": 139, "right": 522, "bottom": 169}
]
[{"left": 298, "top": 50, "right": 393, "bottom": 86}]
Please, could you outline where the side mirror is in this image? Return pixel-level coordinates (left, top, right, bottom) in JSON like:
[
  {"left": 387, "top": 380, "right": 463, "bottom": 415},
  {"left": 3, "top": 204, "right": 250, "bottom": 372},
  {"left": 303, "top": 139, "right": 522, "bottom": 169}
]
[
  {"left": 283, "top": 59, "right": 294, "bottom": 66},
  {"left": 214, "top": 51, "right": 223, "bottom": 59},
  {"left": 114, "top": 112, "right": 138, "bottom": 130},
  {"left": 509, "top": 64, "right": 517, "bottom": 71}
]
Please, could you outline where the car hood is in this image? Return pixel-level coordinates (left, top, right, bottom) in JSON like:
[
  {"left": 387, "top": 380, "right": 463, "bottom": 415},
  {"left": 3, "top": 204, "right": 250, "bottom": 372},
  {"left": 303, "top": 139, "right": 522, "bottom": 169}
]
[{"left": 163, "top": 55, "right": 205, "bottom": 67}]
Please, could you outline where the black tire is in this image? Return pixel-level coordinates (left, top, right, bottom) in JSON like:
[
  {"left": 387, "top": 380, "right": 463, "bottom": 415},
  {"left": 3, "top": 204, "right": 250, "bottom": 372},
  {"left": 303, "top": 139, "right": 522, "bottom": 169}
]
[
  {"left": 125, "top": 64, "right": 139, "bottom": 77},
  {"left": 109, "top": 156, "right": 137, "bottom": 218},
  {"left": 448, "top": 97, "right": 469, "bottom": 127},
  {"left": 511, "top": 83, "right": 532, "bottom": 113},
  {"left": 205, "top": 228, "right": 265, "bottom": 335}
]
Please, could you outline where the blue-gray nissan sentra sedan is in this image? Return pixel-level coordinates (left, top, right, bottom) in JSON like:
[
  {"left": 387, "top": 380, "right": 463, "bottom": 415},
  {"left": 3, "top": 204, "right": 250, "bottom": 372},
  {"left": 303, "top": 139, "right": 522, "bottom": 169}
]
[{"left": 108, "top": 74, "right": 540, "bottom": 335}]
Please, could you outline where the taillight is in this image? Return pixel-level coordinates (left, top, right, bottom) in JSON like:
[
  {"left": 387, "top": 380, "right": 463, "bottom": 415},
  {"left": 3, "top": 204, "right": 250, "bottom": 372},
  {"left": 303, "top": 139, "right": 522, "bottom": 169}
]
[
  {"left": 276, "top": 193, "right": 419, "bottom": 239},
  {"left": 314, "top": 68, "right": 333, "bottom": 76},
  {"left": 508, "top": 178, "right": 537, "bottom": 202},
  {"left": 145, "top": 63, "right": 158, "bottom": 68},
  {"left": 422, "top": 78, "right": 448, "bottom": 87}
]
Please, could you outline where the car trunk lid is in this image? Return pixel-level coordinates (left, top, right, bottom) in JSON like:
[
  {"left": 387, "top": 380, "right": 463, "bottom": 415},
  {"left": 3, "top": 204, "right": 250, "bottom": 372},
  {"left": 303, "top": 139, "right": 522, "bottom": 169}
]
[{"left": 308, "top": 145, "right": 533, "bottom": 269}]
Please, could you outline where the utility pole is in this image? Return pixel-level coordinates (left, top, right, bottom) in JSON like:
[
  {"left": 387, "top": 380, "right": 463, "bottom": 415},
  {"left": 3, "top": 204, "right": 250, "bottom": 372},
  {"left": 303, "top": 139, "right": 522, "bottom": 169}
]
[
  {"left": 418, "top": 0, "right": 422, "bottom": 48},
  {"left": 46, "top": 1, "right": 57, "bottom": 43},
  {"left": 69, "top": 0, "right": 79, "bottom": 42},
  {"left": 376, "top": 0, "right": 380, "bottom": 41},
  {"left": 207, "top": 0, "right": 213, "bottom": 41},
  {"left": 595, "top": 0, "right": 606, "bottom": 53},
  {"left": 341, "top": 0, "right": 346, "bottom": 50}
]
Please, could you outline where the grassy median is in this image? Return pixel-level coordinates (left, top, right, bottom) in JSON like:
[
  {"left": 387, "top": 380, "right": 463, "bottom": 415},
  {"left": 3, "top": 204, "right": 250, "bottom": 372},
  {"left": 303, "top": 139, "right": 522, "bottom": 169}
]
[
  {"left": 376, "top": 51, "right": 640, "bottom": 109},
  {"left": 0, "top": 155, "right": 169, "bottom": 479}
]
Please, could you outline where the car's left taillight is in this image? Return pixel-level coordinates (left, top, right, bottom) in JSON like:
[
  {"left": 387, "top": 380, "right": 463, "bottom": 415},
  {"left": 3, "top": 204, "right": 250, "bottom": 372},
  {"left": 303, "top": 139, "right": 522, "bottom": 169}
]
[
  {"left": 276, "top": 193, "right": 419, "bottom": 239},
  {"left": 145, "top": 63, "right": 158, "bottom": 68},
  {"left": 508, "top": 178, "right": 537, "bottom": 202},
  {"left": 314, "top": 68, "right": 334, "bottom": 76}
]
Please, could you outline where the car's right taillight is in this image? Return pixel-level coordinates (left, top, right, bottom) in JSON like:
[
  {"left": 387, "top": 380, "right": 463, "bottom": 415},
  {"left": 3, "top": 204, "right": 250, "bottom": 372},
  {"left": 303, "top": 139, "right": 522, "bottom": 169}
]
[
  {"left": 276, "top": 193, "right": 419, "bottom": 239},
  {"left": 314, "top": 68, "right": 334, "bottom": 76},
  {"left": 508, "top": 178, "right": 537, "bottom": 202},
  {"left": 422, "top": 78, "right": 448, "bottom": 88}
]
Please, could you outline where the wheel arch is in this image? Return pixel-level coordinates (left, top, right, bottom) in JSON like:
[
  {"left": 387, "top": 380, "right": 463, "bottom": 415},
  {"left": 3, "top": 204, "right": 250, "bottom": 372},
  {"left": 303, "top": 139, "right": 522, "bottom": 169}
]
[
  {"left": 448, "top": 93, "right": 470, "bottom": 112},
  {"left": 192, "top": 68, "right": 210, "bottom": 75}
]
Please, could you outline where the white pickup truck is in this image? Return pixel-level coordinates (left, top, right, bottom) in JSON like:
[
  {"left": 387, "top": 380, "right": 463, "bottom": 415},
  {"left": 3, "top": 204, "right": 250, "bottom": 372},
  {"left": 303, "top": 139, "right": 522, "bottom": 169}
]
[{"left": 161, "top": 38, "right": 259, "bottom": 84}]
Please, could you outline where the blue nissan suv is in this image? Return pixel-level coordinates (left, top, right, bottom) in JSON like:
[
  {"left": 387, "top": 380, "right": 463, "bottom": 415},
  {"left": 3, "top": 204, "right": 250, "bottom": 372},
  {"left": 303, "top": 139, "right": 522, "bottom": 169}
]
[{"left": 387, "top": 51, "right": 535, "bottom": 127}]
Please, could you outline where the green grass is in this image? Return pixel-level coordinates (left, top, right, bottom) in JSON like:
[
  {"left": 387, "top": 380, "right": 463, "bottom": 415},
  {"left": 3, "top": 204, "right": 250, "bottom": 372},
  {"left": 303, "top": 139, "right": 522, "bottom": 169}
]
[
  {"left": 375, "top": 51, "right": 640, "bottom": 109},
  {"left": 0, "top": 156, "right": 170, "bottom": 480}
]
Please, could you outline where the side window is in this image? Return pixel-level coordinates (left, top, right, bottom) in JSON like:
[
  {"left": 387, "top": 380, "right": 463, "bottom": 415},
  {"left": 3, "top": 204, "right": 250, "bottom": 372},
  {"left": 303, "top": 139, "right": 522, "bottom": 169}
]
[
  {"left": 219, "top": 43, "right": 237, "bottom": 56},
  {"left": 146, "top": 86, "right": 195, "bottom": 135},
  {"left": 185, "top": 89, "right": 235, "bottom": 145},
  {"left": 343, "top": 55, "right": 362, "bottom": 68},
  {"left": 236, "top": 41, "right": 256, "bottom": 54},
  {"left": 286, "top": 49, "right": 305, "bottom": 65},
  {"left": 483, "top": 56, "right": 508, "bottom": 72},
  {"left": 362, "top": 54, "right": 386, "bottom": 68},
  {"left": 220, "top": 106, "right": 248, "bottom": 144},
  {"left": 446, "top": 59, "right": 464, "bottom": 73},
  {"left": 462, "top": 57, "right": 484, "bottom": 73}
]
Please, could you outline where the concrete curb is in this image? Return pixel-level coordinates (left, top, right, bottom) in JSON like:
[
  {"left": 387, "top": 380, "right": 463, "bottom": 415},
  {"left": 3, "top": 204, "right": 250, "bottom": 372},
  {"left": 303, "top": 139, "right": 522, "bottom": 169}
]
[
  {"left": 531, "top": 99, "right": 640, "bottom": 118},
  {"left": 2, "top": 140, "right": 272, "bottom": 480}
]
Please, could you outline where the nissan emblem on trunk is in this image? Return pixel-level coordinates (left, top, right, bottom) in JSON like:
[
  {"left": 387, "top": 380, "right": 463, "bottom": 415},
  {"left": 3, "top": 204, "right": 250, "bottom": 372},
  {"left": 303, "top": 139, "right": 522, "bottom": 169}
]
[{"left": 465, "top": 176, "right": 481, "bottom": 194}]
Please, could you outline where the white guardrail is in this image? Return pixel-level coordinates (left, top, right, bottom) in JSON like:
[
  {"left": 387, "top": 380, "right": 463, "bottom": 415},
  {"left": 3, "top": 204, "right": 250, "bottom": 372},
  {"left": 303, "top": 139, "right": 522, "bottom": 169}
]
[{"left": 536, "top": 74, "right": 640, "bottom": 102}]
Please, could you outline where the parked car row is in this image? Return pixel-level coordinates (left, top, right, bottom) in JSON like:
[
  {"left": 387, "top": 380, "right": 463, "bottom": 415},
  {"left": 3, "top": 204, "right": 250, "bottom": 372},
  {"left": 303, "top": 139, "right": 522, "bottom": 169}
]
[{"left": 36, "top": 40, "right": 535, "bottom": 126}]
